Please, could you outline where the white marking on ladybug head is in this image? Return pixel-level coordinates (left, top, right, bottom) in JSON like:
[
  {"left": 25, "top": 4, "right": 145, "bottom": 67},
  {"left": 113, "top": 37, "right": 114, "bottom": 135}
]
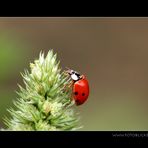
[
  {"left": 66, "top": 68, "right": 81, "bottom": 81},
  {"left": 71, "top": 73, "right": 79, "bottom": 81}
]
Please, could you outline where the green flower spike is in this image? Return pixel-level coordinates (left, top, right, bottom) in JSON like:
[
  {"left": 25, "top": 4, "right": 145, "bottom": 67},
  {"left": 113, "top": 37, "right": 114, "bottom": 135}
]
[{"left": 3, "top": 50, "right": 81, "bottom": 131}]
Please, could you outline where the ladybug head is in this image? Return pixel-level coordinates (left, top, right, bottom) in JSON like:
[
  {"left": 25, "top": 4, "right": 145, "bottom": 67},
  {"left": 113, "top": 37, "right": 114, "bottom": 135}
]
[{"left": 65, "top": 67, "right": 81, "bottom": 81}]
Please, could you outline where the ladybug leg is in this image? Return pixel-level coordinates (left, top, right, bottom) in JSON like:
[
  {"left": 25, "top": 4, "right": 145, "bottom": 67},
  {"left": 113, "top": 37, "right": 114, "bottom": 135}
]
[
  {"left": 62, "top": 81, "right": 75, "bottom": 108},
  {"left": 62, "top": 77, "right": 72, "bottom": 89},
  {"left": 65, "top": 80, "right": 73, "bottom": 94},
  {"left": 64, "top": 89, "right": 75, "bottom": 108},
  {"left": 62, "top": 79, "right": 74, "bottom": 94},
  {"left": 63, "top": 69, "right": 71, "bottom": 76},
  {"left": 67, "top": 80, "right": 74, "bottom": 88},
  {"left": 80, "top": 75, "right": 85, "bottom": 79},
  {"left": 68, "top": 81, "right": 75, "bottom": 104}
]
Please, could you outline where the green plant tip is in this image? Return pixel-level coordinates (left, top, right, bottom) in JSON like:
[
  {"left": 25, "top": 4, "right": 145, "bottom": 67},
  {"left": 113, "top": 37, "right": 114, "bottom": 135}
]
[{"left": 2, "top": 49, "right": 81, "bottom": 131}]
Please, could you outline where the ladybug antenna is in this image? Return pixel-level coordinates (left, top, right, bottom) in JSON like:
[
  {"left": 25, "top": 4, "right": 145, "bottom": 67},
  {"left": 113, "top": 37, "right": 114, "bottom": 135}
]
[
  {"left": 65, "top": 67, "right": 73, "bottom": 75},
  {"left": 65, "top": 67, "right": 71, "bottom": 70}
]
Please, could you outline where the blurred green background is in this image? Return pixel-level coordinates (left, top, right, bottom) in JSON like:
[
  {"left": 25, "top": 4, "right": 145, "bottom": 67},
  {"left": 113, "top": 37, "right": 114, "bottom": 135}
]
[{"left": 1, "top": 17, "right": 148, "bottom": 130}]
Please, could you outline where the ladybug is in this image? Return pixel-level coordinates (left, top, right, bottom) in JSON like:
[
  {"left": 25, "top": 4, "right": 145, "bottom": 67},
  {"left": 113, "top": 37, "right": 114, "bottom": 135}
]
[{"left": 66, "top": 68, "right": 89, "bottom": 106}]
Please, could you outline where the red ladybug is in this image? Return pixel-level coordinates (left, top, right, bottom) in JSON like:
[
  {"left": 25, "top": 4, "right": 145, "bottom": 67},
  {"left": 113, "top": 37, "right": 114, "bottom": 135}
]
[{"left": 66, "top": 68, "right": 89, "bottom": 105}]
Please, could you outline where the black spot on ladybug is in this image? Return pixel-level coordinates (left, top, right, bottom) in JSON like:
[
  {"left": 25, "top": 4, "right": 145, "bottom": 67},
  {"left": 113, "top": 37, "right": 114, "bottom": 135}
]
[
  {"left": 75, "top": 99, "right": 81, "bottom": 105},
  {"left": 74, "top": 92, "right": 78, "bottom": 95},
  {"left": 82, "top": 93, "right": 85, "bottom": 96}
]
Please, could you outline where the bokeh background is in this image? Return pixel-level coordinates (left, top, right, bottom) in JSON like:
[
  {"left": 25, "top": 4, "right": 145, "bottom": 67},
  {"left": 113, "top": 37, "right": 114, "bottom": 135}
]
[{"left": 1, "top": 17, "right": 148, "bottom": 130}]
